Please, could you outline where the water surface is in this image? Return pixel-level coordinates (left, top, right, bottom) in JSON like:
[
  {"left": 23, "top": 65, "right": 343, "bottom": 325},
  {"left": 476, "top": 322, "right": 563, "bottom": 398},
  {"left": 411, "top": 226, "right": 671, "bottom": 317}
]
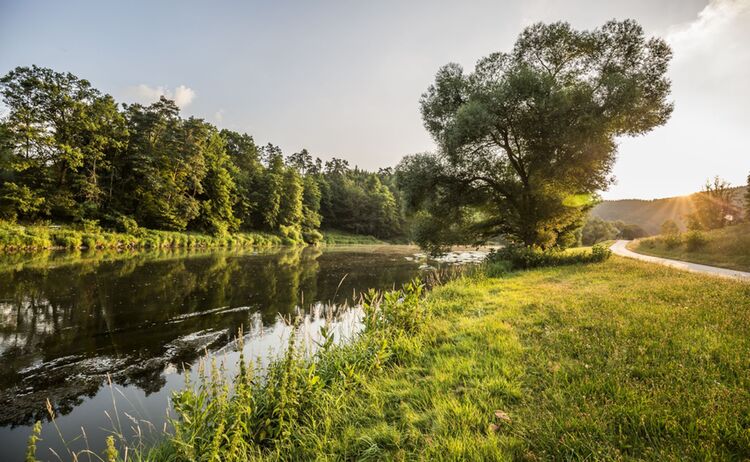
[{"left": 0, "top": 245, "right": 470, "bottom": 460}]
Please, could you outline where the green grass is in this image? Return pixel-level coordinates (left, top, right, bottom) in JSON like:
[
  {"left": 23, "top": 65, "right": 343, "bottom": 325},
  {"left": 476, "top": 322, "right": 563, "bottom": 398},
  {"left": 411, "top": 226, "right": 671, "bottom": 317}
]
[
  {"left": 0, "top": 222, "right": 400, "bottom": 253},
  {"left": 321, "top": 229, "right": 386, "bottom": 245},
  {"left": 292, "top": 258, "right": 749, "bottom": 460},
  {"left": 80, "top": 255, "right": 750, "bottom": 461},
  {"left": 630, "top": 222, "right": 750, "bottom": 272},
  {"left": 0, "top": 220, "right": 293, "bottom": 253}
]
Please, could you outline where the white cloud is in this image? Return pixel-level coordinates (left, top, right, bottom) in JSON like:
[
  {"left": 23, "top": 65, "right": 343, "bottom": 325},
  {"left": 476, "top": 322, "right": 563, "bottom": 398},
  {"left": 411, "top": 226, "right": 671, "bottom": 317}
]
[
  {"left": 126, "top": 83, "right": 196, "bottom": 108},
  {"left": 667, "top": 0, "right": 749, "bottom": 51},
  {"left": 214, "top": 109, "right": 225, "bottom": 124},
  {"left": 607, "top": 0, "right": 750, "bottom": 199},
  {"left": 173, "top": 85, "right": 196, "bottom": 108},
  {"left": 662, "top": 0, "right": 750, "bottom": 113},
  {"left": 665, "top": 0, "right": 750, "bottom": 80}
]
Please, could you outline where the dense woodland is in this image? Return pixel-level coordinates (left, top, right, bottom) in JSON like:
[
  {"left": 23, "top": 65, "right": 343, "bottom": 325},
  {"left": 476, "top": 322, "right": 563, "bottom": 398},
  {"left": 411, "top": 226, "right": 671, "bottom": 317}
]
[{"left": 0, "top": 66, "right": 403, "bottom": 243}]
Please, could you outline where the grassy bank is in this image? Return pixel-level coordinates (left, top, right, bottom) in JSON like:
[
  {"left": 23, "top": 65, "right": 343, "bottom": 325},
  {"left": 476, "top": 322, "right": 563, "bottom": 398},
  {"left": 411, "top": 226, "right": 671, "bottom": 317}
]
[
  {"left": 630, "top": 222, "right": 750, "bottom": 271},
  {"left": 320, "top": 229, "right": 386, "bottom": 245},
  {"left": 0, "top": 221, "right": 302, "bottom": 253},
  {"left": 284, "top": 258, "right": 747, "bottom": 460},
  {"left": 69, "top": 251, "right": 749, "bottom": 461},
  {"left": 0, "top": 221, "right": 401, "bottom": 254}
]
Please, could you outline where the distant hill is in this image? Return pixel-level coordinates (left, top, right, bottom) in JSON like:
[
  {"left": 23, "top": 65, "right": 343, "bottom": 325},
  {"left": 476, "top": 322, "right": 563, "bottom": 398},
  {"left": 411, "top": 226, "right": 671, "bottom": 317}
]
[{"left": 591, "top": 186, "right": 747, "bottom": 235}]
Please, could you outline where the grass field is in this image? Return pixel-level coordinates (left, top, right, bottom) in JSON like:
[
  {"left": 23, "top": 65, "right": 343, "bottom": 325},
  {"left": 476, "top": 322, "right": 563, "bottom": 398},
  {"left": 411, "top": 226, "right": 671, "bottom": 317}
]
[
  {"left": 121, "top": 255, "right": 750, "bottom": 461},
  {"left": 630, "top": 222, "right": 750, "bottom": 272},
  {"left": 321, "top": 229, "right": 386, "bottom": 245}
]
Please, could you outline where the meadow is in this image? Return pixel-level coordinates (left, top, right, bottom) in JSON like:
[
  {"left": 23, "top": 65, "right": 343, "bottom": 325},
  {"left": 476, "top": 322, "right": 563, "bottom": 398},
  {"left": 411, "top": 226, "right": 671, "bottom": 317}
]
[{"left": 631, "top": 222, "right": 750, "bottom": 272}]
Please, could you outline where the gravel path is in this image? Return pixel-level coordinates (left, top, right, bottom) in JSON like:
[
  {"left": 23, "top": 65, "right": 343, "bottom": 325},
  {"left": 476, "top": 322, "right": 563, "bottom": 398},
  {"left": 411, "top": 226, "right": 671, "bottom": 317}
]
[{"left": 610, "top": 240, "right": 750, "bottom": 282}]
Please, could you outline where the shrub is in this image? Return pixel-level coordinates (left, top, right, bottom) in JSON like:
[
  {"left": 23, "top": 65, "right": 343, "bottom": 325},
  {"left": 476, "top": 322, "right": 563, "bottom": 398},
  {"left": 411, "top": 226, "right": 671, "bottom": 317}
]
[
  {"left": 663, "top": 233, "right": 682, "bottom": 249},
  {"left": 591, "top": 243, "right": 612, "bottom": 261},
  {"left": 279, "top": 225, "right": 303, "bottom": 244},
  {"left": 487, "top": 243, "right": 611, "bottom": 270},
  {"left": 484, "top": 260, "right": 513, "bottom": 278},
  {"left": 302, "top": 229, "right": 323, "bottom": 245},
  {"left": 79, "top": 218, "right": 101, "bottom": 233},
  {"left": 661, "top": 219, "right": 680, "bottom": 236},
  {"left": 51, "top": 230, "right": 82, "bottom": 249},
  {"left": 81, "top": 233, "right": 98, "bottom": 249},
  {"left": 684, "top": 230, "right": 708, "bottom": 251}
]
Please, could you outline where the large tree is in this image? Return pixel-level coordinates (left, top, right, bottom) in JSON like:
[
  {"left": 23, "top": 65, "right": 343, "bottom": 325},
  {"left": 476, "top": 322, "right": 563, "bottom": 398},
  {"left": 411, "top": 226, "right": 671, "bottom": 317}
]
[
  {"left": 0, "top": 65, "right": 127, "bottom": 221},
  {"left": 121, "top": 98, "right": 206, "bottom": 231},
  {"left": 220, "top": 129, "right": 263, "bottom": 229},
  {"left": 398, "top": 20, "right": 672, "bottom": 250}
]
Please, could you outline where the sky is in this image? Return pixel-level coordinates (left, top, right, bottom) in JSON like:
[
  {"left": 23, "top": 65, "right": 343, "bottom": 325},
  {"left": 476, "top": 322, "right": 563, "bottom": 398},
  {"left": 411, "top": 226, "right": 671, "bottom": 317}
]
[{"left": 0, "top": 0, "right": 747, "bottom": 200}]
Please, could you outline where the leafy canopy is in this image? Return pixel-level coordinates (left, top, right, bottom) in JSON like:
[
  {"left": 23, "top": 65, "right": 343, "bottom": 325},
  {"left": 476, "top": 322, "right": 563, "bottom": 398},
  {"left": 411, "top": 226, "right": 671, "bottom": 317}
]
[
  {"left": 398, "top": 20, "right": 672, "bottom": 251},
  {"left": 687, "top": 176, "right": 741, "bottom": 231},
  {"left": 0, "top": 66, "right": 404, "bottom": 241}
]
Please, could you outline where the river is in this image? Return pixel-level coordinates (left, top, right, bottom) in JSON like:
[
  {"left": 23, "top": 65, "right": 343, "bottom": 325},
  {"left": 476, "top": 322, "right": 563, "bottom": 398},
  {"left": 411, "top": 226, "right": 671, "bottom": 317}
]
[{"left": 0, "top": 245, "right": 484, "bottom": 460}]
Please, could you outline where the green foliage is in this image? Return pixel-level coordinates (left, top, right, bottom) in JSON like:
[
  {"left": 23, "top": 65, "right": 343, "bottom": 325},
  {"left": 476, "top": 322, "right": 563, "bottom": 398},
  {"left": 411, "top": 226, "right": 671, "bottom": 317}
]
[
  {"left": 582, "top": 217, "right": 648, "bottom": 245},
  {"left": 0, "top": 182, "right": 45, "bottom": 220},
  {"left": 0, "top": 66, "right": 128, "bottom": 222},
  {"left": 687, "top": 176, "right": 740, "bottom": 230},
  {"left": 661, "top": 219, "right": 680, "bottom": 236},
  {"left": 301, "top": 229, "right": 323, "bottom": 245},
  {"left": 321, "top": 229, "right": 384, "bottom": 245},
  {"left": 663, "top": 233, "right": 681, "bottom": 249},
  {"left": 581, "top": 217, "right": 619, "bottom": 245},
  {"left": 25, "top": 421, "right": 41, "bottom": 462},
  {"left": 745, "top": 173, "right": 750, "bottom": 221},
  {"left": 0, "top": 66, "right": 399, "bottom": 249},
  {"left": 400, "top": 20, "right": 672, "bottom": 250},
  {"left": 684, "top": 230, "right": 708, "bottom": 251},
  {"left": 194, "top": 132, "right": 240, "bottom": 236},
  {"left": 0, "top": 220, "right": 289, "bottom": 252},
  {"left": 487, "top": 243, "right": 611, "bottom": 270},
  {"left": 319, "top": 160, "right": 403, "bottom": 238},
  {"left": 632, "top": 222, "right": 750, "bottom": 271},
  {"left": 614, "top": 221, "right": 647, "bottom": 240},
  {"left": 115, "top": 215, "right": 140, "bottom": 235},
  {"left": 300, "top": 175, "right": 322, "bottom": 233},
  {"left": 156, "top": 280, "right": 429, "bottom": 460}
]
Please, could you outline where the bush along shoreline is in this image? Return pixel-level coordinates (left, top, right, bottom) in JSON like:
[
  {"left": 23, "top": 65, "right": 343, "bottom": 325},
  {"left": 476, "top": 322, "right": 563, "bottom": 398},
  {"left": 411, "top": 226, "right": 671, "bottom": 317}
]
[
  {"left": 0, "top": 221, "right": 400, "bottom": 253},
  {"left": 0, "top": 220, "right": 297, "bottom": 253}
]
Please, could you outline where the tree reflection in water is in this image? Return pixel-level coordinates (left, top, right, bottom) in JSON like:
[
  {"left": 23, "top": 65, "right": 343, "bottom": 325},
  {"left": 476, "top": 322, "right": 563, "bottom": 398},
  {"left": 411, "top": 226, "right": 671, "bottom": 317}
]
[{"left": 0, "top": 245, "right": 427, "bottom": 428}]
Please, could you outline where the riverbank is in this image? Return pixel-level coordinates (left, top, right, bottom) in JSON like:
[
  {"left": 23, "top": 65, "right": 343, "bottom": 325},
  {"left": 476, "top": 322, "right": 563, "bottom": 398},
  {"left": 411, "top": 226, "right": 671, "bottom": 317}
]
[
  {"left": 0, "top": 220, "right": 291, "bottom": 253},
  {"left": 0, "top": 221, "right": 396, "bottom": 254},
  {"left": 320, "top": 229, "right": 386, "bottom": 245},
  {"left": 83, "top": 253, "right": 750, "bottom": 461},
  {"left": 629, "top": 222, "right": 750, "bottom": 272}
]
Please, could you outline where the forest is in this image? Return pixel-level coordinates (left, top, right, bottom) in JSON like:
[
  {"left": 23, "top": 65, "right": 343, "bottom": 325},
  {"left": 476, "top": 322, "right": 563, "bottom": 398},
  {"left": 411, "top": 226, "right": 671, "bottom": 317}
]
[{"left": 0, "top": 66, "right": 403, "bottom": 244}]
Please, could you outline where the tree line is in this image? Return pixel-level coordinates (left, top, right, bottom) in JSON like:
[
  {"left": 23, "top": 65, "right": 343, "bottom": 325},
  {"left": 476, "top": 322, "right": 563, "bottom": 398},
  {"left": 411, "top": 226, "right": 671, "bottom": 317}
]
[
  {"left": 3, "top": 21, "right": 745, "bottom": 252},
  {"left": 0, "top": 66, "right": 403, "bottom": 242}
]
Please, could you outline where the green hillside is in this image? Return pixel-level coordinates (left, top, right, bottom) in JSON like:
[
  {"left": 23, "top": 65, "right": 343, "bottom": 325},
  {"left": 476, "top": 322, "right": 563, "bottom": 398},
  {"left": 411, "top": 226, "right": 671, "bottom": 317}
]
[
  {"left": 592, "top": 186, "right": 746, "bottom": 234},
  {"left": 630, "top": 222, "right": 750, "bottom": 272}
]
